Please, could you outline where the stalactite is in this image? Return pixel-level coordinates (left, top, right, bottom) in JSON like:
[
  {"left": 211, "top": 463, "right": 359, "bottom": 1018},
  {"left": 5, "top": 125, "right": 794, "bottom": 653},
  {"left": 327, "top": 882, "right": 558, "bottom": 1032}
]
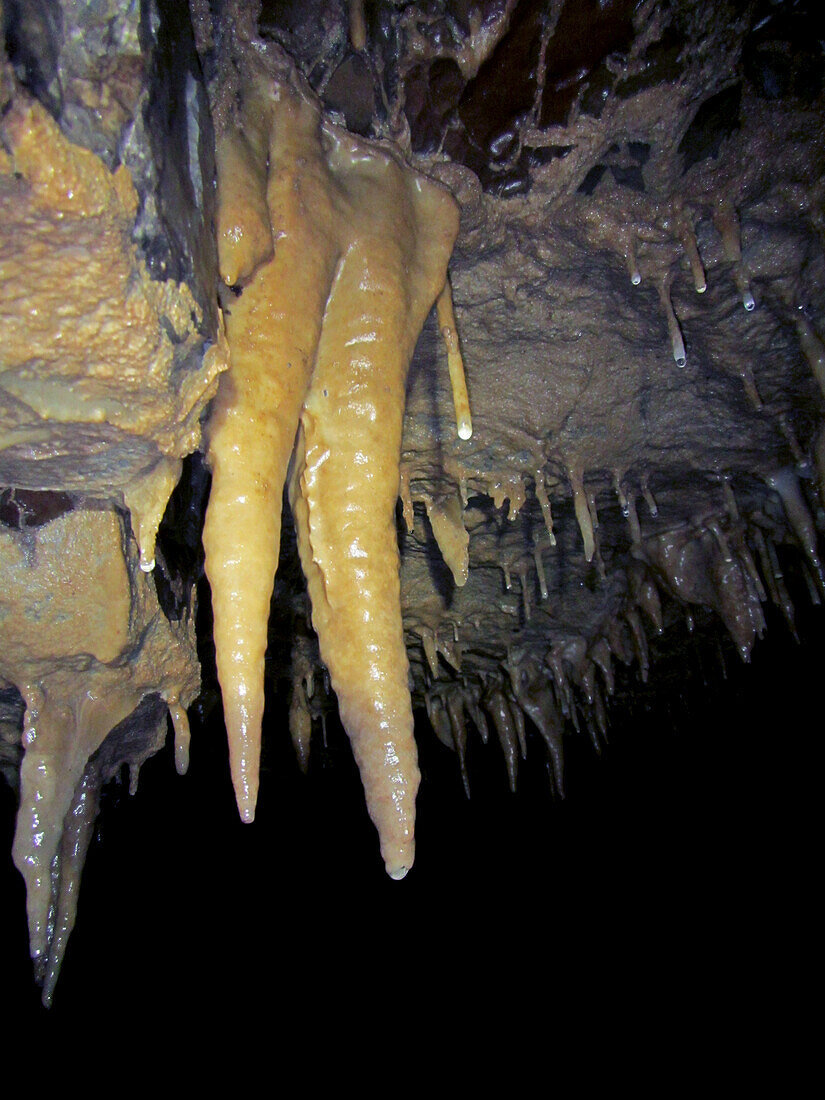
[
  {"left": 766, "top": 468, "right": 825, "bottom": 592},
  {"left": 708, "top": 545, "right": 766, "bottom": 662},
  {"left": 486, "top": 473, "right": 526, "bottom": 520},
  {"left": 207, "top": 46, "right": 459, "bottom": 875},
  {"left": 420, "top": 627, "right": 440, "bottom": 680},
  {"left": 534, "top": 468, "right": 556, "bottom": 544},
  {"left": 123, "top": 457, "right": 183, "bottom": 574},
  {"left": 501, "top": 559, "right": 513, "bottom": 592},
  {"left": 6, "top": 0, "right": 825, "bottom": 1010},
  {"left": 517, "top": 560, "right": 532, "bottom": 621},
  {"left": 607, "top": 617, "right": 634, "bottom": 665},
  {"left": 591, "top": 679, "right": 608, "bottom": 739},
  {"left": 672, "top": 200, "right": 706, "bottom": 294},
  {"left": 538, "top": 699, "right": 565, "bottom": 796},
  {"left": 485, "top": 687, "right": 519, "bottom": 792},
  {"left": 463, "top": 685, "right": 489, "bottom": 745},
  {"left": 38, "top": 772, "right": 100, "bottom": 1007},
  {"left": 546, "top": 647, "right": 572, "bottom": 717},
  {"left": 437, "top": 632, "right": 462, "bottom": 674},
  {"left": 714, "top": 197, "right": 755, "bottom": 311},
  {"left": 348, "top": 0, "right": 367, "bottom": 52},
  {"left": 586, "top": 485, "right": 600, "bottom": 533},
  {"left": 734, "top": 531, "right": 767, "bottom": 605},
  {"left": 168, "top": 699, "right": 192, "bottom": 777},
  {"left": 630, "top": 561, "right": 663, "bottom": 633},
  {"left": 705, "top": 516, "right": 734, "bottom": 563},
  {"left": 622, "top": 226, "right": 642, "bottom": 286},
  {"left": 534, "top": 541, "right": 549, "bottom": 600},
  {"left": 568, "top": 464, "right": 595, "bottom": 561},
  {"left": 445, "top": 690, "right": 471, "bottom": 797},
  {"left": 722, "top": 477, "right": 739, "bottom": 522},
  {"left": 0, "top": 506, "right": 199, "bottom": 988},
  {"left": 640, "top": 473, "right": 658, "bottom": 518},
  {"left": 801, "top": 559, "right": 822, "bottom": 605},
  {"left": 739, "top": 362, "right": 763, "bottom": 411},
  {"left": 436, "top": 274, "right": 473, "bottom": 441},
  {"left": 752, "top": 526, "right": 783, "bottom": 610},
  {"left": 590, "top": 638, "right": 615, "bottom": 695},
  {"left": 506, "top": 475, "right": 527, "bottom": 520},
  {"left": 658, "top": 272, "right": 687, "bottom": 367},
  {"left": 579, "top": 659, "right": 596, "bottom": 706},
  {"left": 424, "top": 491, "right": 470, "bottom": 587},
  {"left": 510, "top": 695, "right": 527, "bottom": 759},
  {"left": 757, "top": 528, "right": 799, "bottom": 636},
  {"left": 625, "top": 490, "right": 643, "bottom": 547},
  {"left": 205, "top": 71, "right": 342, "bottom": 823},
  {"left": 583, "top": 708, "right": 602, "bottom": 755},
  {"left": 614, "top": 470, "right": 630, "bottom": 516},
  {"left": 425, "top": 692, "right": 453, "bottom": 750},
  {"left": 625, "top": 607, "right": 649, "bottom": 682}
]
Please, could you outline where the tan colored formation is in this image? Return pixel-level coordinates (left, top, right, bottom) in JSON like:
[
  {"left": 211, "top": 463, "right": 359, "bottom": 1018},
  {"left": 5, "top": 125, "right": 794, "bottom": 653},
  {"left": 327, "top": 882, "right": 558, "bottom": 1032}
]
[
  {"left": 204, "top": 54, "right": 459, "bottom": 876},
  {"left": 2, "top": 0, "right": 825, "bottom": 1009},
  {"left": 0, "top": 509, "right": 200, "bottom": 1003},
  {"left": 0, "top": 83, "right": 213, "bottom": 1002},
  {"left": 0, "top": 96, "right": 225, "bottom": 510}
]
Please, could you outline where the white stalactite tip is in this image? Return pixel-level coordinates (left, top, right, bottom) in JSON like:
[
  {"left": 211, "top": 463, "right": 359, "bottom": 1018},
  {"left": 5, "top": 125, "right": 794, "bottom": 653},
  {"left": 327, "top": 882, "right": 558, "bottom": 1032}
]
[
  {"left": 672, "top": 341, "right": 687, "bottom": 368},
  {"left": 437, "top": 275, "right": 473, "bottom": 440},
  {"left": 624, "top": 229, "right": 641, "bottom": 285},
  {"left": 675, "top": 206, "right": 706, "bottom": 293}
]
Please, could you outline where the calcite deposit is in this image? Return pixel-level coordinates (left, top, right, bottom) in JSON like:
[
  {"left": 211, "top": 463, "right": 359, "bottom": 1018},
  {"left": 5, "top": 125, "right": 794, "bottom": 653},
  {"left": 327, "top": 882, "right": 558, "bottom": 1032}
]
[{"left": 1, "top": 0, "right": 824, "bottom": 1006}]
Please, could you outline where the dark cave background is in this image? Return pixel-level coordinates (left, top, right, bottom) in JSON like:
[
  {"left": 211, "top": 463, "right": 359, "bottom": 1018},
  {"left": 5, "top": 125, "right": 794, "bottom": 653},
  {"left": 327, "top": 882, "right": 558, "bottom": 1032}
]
[{"left": 1, "top": 584, "right": 816, "bottom": 1021}]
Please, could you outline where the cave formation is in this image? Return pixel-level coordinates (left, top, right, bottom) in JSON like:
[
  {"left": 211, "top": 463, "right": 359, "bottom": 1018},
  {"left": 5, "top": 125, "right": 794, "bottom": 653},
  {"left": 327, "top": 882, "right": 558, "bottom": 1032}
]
[{"left": 0, "top": 0, "right": 822, "bottom": 1012}]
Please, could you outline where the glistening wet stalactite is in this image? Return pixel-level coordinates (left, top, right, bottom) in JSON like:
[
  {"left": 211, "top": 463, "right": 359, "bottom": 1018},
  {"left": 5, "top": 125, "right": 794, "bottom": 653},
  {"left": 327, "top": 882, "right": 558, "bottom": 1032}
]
[{"left": 1, "top": 0, "right": 823, "bottom": 1011}]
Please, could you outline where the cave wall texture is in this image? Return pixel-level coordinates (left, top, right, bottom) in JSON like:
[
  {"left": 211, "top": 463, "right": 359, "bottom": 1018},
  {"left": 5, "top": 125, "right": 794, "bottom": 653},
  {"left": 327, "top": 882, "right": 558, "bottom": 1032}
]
[{"left": 0, "top": 0, "right": 822, "bottom": 1014}]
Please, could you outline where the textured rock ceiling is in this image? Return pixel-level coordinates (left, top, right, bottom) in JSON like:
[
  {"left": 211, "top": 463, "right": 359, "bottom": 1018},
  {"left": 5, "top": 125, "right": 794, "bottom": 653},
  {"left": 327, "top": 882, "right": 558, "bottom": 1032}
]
[{"left": 0, "top": 0, "right": 822, "bottom": 1011}]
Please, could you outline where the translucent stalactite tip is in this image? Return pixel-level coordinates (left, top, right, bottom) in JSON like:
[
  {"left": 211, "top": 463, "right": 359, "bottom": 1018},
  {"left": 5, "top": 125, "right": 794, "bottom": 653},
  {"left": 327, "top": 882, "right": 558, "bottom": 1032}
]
[{"left": 437, "top": 277, "right": 473, "bottom": 442}]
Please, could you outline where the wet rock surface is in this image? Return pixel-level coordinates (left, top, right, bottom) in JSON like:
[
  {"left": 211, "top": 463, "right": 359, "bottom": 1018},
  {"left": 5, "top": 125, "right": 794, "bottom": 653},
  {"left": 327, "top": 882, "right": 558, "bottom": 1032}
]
[{"left": 1, "top": 0, "right": 824, "bottom": 1008}]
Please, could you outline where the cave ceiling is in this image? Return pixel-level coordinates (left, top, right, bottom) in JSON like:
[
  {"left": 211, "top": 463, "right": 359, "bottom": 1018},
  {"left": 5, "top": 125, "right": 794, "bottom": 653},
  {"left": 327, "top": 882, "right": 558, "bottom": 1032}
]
[{"left": 0, "top": 0, "right": 823, "bottom": 1008}]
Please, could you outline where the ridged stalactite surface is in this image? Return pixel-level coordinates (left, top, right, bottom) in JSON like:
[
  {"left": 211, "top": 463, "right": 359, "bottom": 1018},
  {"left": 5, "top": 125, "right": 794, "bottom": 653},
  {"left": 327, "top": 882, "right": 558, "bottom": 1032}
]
[{"left": 204, "top": 35, "right": 459, "bottom": 874}]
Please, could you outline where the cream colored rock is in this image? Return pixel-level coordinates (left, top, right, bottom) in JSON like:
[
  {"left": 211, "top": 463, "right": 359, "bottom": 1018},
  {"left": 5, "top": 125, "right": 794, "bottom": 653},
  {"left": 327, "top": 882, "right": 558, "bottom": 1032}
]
[
  {"left": 204, "top": 49, "right": 459, "bottom": 874},
  {"left": 0, "top": 507, "right": 199, "bottom": 988}
]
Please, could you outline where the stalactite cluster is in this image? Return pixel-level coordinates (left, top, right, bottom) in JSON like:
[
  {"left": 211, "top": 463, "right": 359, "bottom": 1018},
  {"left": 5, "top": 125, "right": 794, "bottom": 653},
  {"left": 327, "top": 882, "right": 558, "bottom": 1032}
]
[{"left": 1, "top": 0, "right": 824, "bottom": 1006}]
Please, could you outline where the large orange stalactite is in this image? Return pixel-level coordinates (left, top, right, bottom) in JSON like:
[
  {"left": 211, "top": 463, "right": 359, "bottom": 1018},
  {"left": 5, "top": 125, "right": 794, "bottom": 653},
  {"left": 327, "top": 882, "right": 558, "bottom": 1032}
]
[{"left": 204, "top": 49, "right": 459, "bottom": 875}]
